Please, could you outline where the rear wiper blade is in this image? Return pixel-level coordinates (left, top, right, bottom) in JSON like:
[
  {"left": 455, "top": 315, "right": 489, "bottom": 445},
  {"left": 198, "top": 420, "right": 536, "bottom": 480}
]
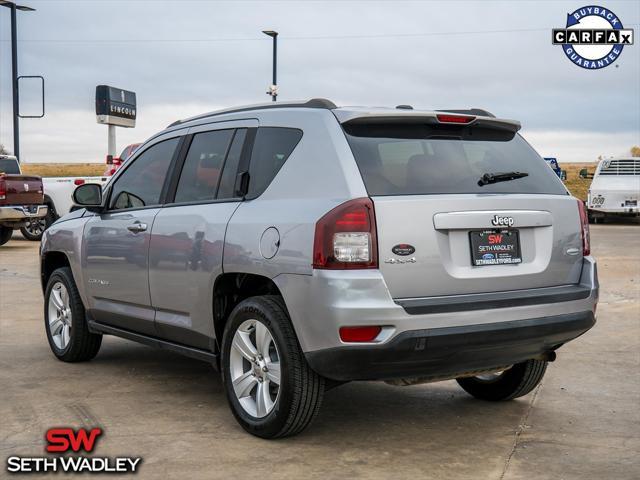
[{"left": 478, "top": 171, "right": 529, "bottom": 186}]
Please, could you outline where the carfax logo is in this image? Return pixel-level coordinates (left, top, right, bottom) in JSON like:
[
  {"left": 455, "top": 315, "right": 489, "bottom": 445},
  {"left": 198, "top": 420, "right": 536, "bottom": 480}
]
[{"left": 552, "top": 5, "right": 634, "bottom": 69}]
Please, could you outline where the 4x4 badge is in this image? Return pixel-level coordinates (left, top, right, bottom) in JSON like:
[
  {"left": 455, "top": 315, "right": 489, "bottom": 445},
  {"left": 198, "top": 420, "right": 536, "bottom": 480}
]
[{"left": 384, "top": 257, "right": 417, "bottom": 264}]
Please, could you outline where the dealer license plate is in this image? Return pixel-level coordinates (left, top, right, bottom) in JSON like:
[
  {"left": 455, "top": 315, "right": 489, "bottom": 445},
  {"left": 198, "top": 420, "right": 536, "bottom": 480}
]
[{"left": 470, "top": 230, "right": 521, "bottom": 266}]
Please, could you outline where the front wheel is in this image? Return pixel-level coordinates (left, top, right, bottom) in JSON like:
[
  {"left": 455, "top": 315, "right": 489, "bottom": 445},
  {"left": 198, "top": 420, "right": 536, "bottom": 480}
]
[
  {"left": 456, "top": 359, "right": 547, "bottom": 401},
  {"left": 44, "top": 267, "right": 102, "bottom": 362},
  {"left": 221, "top": 296, "right": 324, "bottom": 438}
]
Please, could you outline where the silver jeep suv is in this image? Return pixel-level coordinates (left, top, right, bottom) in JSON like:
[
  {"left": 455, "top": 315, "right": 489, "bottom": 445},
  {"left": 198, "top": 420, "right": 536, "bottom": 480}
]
[{"left": 41, "top": 99, "right": 598, "bottom": 438}]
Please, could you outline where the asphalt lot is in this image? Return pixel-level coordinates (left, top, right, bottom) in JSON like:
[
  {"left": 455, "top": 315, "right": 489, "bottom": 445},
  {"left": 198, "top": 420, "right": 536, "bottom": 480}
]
[{"left": 1, "top": 224, "right": 638, "bottom": 479}]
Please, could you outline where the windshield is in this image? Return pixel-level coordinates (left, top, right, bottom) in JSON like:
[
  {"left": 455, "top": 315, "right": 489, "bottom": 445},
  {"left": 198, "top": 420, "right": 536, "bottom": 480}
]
[
  {"left": 0, "top": 158, "right": 20, "bottom": 174},
  {"left": 343, "top": 123, "right": 567, "bottom": 196}
]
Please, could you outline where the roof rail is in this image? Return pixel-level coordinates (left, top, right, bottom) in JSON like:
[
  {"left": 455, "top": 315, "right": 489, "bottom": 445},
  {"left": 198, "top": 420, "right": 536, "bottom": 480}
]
[
  {"left": 167, "top": 98, "right": 337, "bottom": 128},
  {"left": 436, "top": 108, "right": 496, "bottom": 118}
]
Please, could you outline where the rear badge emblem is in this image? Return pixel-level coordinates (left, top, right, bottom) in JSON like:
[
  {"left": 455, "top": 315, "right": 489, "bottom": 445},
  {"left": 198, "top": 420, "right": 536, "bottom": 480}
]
[
  {"left": 491, "top": 215, "right": 514, "bottom": 227},
  {"left": 391, "top": 244, "right": 415, "bottom": 256},
  {"left": 384, "top": 257, "right": 417, "bottom": 264}
]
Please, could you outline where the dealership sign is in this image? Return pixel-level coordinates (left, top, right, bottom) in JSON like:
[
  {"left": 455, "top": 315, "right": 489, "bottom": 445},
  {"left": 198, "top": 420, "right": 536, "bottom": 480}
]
[
  {"left": 96, "top": 85, "right": 137, "bottom": 127},
  {"left": 552, "top": 5, "right": 634, "bottom": 69}
]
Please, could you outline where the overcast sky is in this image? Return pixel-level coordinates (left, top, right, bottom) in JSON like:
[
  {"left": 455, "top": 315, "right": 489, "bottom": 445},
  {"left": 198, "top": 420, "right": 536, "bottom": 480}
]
[{"left": 1, "top": 0, "right": 638, "bottom": 164}]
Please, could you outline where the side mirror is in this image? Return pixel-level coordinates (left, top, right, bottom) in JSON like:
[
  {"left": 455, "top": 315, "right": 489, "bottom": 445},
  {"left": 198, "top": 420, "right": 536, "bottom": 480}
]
[
  {"left": 579, "top": 168, "right": 588, "bottom": 179},
  {"left": 73, "top": 183, "right": 103, "bottom": 211}
]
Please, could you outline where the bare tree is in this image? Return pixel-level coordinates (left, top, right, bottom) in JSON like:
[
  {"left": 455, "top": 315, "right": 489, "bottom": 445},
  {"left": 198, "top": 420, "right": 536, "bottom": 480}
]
[
  {"left": 0, "top": 144, "right": 9, "bottom": 155},
  {"left": 631, "top": 146, "right": 640, "bottom": 157}
]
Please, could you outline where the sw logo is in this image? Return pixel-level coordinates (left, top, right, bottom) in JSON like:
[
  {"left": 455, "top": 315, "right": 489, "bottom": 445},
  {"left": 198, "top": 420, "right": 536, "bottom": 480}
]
[
  {"left": 46, "top": 427, "right": 102, "bottom": 453},
  {"left": 5, "top": 427, "right": 142, "bottom": 474},
  {"left": 488, "top": 234, "right": 504, "bottom": 245}
]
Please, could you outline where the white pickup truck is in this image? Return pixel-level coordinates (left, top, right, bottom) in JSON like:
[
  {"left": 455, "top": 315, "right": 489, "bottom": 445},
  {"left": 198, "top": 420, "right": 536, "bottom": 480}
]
[
  {"left": 20, "top": 169, "right": 110, "bottom": 240},
  {"left": 587, "top": 157, "right": 640, "bottom": 223},
  {"left": 35, "top": 143, "right": 140, "bottom": 235}
]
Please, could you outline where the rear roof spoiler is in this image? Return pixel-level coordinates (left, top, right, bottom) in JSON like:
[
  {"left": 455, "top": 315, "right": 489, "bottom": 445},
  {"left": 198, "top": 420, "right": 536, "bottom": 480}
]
[
  {"left": 436, "top": 108, "right": 496, "bottom": 118},
  {"left": 336, "top": 111, "right": 521, "bottom": 134}
]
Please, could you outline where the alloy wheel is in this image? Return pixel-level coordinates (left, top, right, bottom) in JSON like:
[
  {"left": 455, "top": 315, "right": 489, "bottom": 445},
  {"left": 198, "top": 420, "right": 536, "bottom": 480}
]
[
  {"left": 24, "top": 218, "right": 46, "bottom": 237},
  {"left": 48, "top": 282, "right": 72, "bottom": 349},
  {"left": 229, "top": 319, "right": 281, "bottom": 418}
]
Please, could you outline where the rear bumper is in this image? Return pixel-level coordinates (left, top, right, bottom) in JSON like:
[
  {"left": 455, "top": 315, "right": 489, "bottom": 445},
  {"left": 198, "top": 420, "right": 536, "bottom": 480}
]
[
  {"left": 395, "top": 284, "right": 591, "bottom": 314},
  {"left": 306, "top": 311, "right": 595, "bottom": 381},
  {"left": 276, "top": 257, "right": 598, "bottom": 354},
  {"left": 588, "top": 208, "right": 639, "bottom": 216},
  {"left": 588, "top": 189, "right": 639, "bottom": 214},
  {"left": 0, "top": 205, "right": 48, "bottom": 223}
]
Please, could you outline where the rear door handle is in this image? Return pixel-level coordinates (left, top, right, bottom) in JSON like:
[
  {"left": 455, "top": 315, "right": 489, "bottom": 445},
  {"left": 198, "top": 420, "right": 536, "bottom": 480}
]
[{"left": 127, "top": 222, "right": 148, "bottom": 233}]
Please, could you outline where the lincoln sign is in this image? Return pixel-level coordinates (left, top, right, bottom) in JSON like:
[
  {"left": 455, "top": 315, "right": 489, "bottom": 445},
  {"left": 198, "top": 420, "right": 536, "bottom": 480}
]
[{"left": 95, "top": 85, "right": 137, "bottom": 128}]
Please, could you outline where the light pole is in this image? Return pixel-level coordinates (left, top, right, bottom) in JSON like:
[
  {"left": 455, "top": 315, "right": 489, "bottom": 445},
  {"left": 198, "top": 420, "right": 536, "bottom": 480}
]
[
  {"left": 0, "top": 1, "right": 35, "bottom": 162},
  {"left": 262, "top": 30, "right": 278, "bottom": 102}
]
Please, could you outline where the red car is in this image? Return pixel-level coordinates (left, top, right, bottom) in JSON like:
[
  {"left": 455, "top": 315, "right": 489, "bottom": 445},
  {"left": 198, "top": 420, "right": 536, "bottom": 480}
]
[{"left": 103, "top": 143, "right": 141, "bottom": 176}]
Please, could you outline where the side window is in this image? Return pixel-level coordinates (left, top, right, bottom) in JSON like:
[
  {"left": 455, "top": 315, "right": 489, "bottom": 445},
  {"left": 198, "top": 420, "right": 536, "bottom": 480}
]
[
  {"left": 174, "top": 129, "right": 234, "bottom": 203},
  {"left": 246, "top": 127, "right": 302, "bottom": 199},
  {"left": 217, "top": 129, "right": 247, "bottom": 199},
  {"left": 110, "top": 138, "right": 179, "bottom": 210}
]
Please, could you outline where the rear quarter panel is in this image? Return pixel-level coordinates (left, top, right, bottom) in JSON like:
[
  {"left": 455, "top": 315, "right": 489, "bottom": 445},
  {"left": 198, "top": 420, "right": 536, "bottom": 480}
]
[{"left": 223, "top": 109, "right": 367, "bottom": 277}]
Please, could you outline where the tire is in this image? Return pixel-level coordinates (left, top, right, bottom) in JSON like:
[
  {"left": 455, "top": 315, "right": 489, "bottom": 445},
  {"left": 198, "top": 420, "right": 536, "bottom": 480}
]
[
  {"left": 456, "top": 359, "right": 547, "bottom": 401},
  {"left": 0, "top": 227, "right": 13, "bottom": 246},
  {"left": 221, "top": 296, "right": 324, "bottom": 438},
  {"left": 20, "top": 209, "right": 54, "bottom": 241},
  {"left": 44, "top": 267, "right": 102, "bottom": 362}
]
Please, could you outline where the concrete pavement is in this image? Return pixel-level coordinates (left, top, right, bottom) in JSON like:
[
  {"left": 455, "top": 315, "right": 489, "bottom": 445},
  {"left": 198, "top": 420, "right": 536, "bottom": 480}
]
[{"left": 1, "top": 225, "right": 638, "bottom": 479}]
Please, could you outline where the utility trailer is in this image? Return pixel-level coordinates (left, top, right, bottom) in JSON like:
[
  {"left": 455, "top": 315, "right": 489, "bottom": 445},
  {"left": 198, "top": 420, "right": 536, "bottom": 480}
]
[{"left": 587, "top": 157, "right": 640, "bottom": 222}]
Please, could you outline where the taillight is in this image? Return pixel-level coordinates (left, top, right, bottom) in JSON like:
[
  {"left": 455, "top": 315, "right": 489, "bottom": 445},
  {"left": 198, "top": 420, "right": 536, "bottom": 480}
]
[
  {"left": 0, "top": 177, "right": 5, "bottom": 200},
  {"left": 339, "top": 326, "right": 382, "bottom": 342},
  {"left": 313, "top": 197, "right": 378, "bottom": 269},
  {"left": 577, "top": 199, "right": 590, "bottom": 256},
  {"left": 74, "top": 179, "right": 85, "bottom": 186},
  {"left": 436, "top": 114, "right": 475, "bottom": 124}
]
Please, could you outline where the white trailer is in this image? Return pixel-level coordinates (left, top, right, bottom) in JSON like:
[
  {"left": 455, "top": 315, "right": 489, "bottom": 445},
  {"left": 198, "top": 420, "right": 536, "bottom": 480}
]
[{"left": 587, "top": 157, "right": 640, "bottom": 222}]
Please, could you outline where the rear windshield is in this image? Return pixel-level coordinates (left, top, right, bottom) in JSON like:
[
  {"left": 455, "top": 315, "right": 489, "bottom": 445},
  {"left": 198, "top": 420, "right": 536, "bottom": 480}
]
[
  {"left": 343, "top": 123, "right": 566, "bottom": 196},
  {"left": 0, "top": 158, "right": 20, "bottom": 174}
]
